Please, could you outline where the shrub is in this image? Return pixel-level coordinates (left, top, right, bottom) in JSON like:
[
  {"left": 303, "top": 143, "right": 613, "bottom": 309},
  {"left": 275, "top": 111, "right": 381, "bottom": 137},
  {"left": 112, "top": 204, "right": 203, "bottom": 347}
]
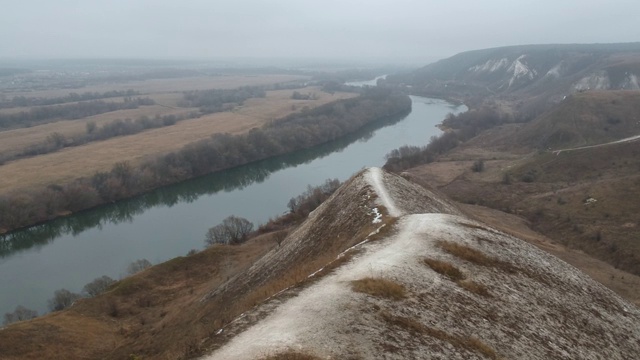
[
  {"left": 471, "top": 159, "right": 485, "bottom": 172},
  {"left": 521, "top": 169, "right": 538, "bottom": 183},
  {"left": 48, "top": 289, "right": 82, "bottom": 312},
  {"left": 127, "top": 259, "right": 152, "bottom": 275},
  {"left": 205, "top": 215, "right": 254, "bottom": 246},
  {"left": 3, "top": 305, "right": 38, "bottom": 326},
  {"left": 82, "top": 275, "right": 116, "bottom": 297}
]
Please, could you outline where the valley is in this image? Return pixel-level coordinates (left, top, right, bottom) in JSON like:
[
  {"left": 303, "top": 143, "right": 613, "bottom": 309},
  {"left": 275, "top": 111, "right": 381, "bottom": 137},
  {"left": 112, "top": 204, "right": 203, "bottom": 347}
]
[{"left": 2, "top": 42, "right": 640, "bottom": 359}]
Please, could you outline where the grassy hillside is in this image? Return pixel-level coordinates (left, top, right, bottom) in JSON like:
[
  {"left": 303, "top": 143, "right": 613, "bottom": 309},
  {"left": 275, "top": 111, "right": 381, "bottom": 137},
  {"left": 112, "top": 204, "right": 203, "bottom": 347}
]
[
  {"left": 517, "top": 91, "right": 640, "bottom": 149},
  {"left": 405, "top": 91, "right": 640, "bottom": 277}
]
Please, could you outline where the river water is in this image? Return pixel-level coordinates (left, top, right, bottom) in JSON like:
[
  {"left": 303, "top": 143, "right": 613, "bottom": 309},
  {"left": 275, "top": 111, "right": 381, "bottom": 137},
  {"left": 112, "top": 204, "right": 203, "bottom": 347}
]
[{"left": 0, "top": 89, "right": 465, "bottom": 317}]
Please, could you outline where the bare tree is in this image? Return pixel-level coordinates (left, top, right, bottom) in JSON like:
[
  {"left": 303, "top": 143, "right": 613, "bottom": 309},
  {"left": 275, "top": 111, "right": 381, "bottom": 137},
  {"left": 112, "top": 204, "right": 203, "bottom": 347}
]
[
  {"left": 272, "top": 230, "right": 288, "bottom": 247},
  {"left": 48, "top": 289, "right": 82, "bottom": 312},
  {"left": 127, "top": 259, "right": 152, "bottom": 275},
  {"left": 3, "top": 305, "right": 38, "bottom": 326},
  {"left": 205, "top": 215, "right": 254, "bottom": 246},
  {"left": 82, "top": 275, "right": 116, "bottom": 297}
]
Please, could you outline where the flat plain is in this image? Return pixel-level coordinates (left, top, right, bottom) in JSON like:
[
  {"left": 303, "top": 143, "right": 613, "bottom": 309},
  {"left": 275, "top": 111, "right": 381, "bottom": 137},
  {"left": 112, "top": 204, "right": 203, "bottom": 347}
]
[{"left": 0, "top": 85, "right": 355, "bottom": 193}]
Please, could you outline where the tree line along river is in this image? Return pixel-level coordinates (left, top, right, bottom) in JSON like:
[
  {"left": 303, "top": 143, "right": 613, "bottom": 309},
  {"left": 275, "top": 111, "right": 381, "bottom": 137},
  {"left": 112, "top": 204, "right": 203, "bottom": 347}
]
[{"left": 0, "top": 83, "right": 465, "bottom": 318}]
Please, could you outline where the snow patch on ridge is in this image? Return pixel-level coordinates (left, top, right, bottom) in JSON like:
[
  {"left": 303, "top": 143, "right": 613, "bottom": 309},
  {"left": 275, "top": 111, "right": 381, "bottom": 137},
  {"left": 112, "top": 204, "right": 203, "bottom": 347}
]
[
  {"left": 622, "top": 73, "right": 640, "bottom": 90},
  {"left": 469, "top": 58, "right": 509, "bottom": 73},
  {"left": 575, "top": 72, "right": 611, "bottom": 91},
  {"left": 371, "top": 207, "right": 383, "bottom": 223},
  {"left": 365, "top": 167, "right": 401, "bottom": 217},
  {"left": 545, "top": 62, "right": 563, "bottom": 78},
  {"left": 508, "top": 55, "right": 537, "bottom": 87}
]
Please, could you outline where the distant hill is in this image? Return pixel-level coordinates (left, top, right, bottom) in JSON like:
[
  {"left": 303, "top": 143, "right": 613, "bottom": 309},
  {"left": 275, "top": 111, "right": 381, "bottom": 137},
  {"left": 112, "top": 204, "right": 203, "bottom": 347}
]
[{"left": 386, "top": 43, "right": 640, "bottom": 112}]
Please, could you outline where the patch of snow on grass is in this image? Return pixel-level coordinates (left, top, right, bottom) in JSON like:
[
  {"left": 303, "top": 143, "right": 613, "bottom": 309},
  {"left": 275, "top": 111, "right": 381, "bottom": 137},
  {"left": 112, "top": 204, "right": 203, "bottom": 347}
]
[
  {"left": 371, "top": 207, "right": 382, "bottom": 223},
  {"left": 365, "top": 167, "right": 401, "bottom": 217}
]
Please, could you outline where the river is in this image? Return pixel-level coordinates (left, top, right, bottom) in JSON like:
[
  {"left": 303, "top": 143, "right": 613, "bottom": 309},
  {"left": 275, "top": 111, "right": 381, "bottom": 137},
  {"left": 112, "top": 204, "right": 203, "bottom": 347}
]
[{"left": 0, "top": 87, "right": 465, "bottom": 317}]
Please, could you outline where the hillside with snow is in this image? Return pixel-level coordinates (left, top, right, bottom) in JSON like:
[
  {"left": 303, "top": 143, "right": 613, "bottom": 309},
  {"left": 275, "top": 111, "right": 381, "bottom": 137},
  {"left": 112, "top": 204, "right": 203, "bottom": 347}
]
[
  {"left": 386, "top": 42, "right": 640, "bottom": 111},
  {"left": 201, "top": 168, "right": 640, "bottom": 359}
]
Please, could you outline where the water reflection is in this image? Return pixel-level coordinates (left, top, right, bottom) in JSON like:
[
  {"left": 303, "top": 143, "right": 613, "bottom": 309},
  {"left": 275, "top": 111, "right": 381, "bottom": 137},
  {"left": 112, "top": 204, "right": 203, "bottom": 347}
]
[{"left": 0, "top": 110, "right": 409, "bottom": 258}]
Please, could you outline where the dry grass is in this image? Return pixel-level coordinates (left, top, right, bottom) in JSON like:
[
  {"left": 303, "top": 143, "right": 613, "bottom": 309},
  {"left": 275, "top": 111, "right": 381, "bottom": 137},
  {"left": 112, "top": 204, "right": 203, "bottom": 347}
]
[
  {"left": 437, "top": 240, "right": 495, "bottom": 266},
  {"left": 0, "top": 232, "right": 278, "bottom": 359},
  {"left": 0, "top": 87, "right": 356, "bottom": 193},
  {"left": 423, "top": 257, "right": 492, "bottom": 297},
  {"left": 351, "top": 277, "right": 407, "bottom": 300},
  {"left": 460, "top": 203, "right": 640, "bottom": 307},
  {"left": 0, "top": 104, "right": 192, "bottom": 157},
  {"left": 261, "top": 351, "right": 322, "bottom": 360},
  {"left": 379, "top": 310, "right": 500, "bottom": 359},
  {"left": 423, "top": 258, "right": 465, "bottom": 281},
  {"left": 437, "top": 240, "right": 519, "bottom": 275}
]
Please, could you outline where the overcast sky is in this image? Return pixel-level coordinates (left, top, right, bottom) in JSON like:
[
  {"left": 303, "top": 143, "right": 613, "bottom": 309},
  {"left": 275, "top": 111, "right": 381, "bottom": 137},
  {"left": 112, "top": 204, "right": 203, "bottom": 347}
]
[{"left": 2, "top": 0, "right": 639, "bottom": 63}]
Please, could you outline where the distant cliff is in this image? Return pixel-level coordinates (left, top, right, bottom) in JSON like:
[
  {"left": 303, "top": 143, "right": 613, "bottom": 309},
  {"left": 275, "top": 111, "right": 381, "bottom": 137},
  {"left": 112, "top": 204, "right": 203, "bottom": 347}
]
[{"left": 386, "top": 42, "right": 640, "bottom": 112}]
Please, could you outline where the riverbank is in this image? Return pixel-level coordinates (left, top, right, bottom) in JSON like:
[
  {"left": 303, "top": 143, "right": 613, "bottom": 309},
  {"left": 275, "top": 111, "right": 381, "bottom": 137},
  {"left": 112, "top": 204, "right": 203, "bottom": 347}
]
[
  {"left": 0, "top": 93, "right": 464, "bottom": 318},
  {"left": 0, "top": 89, "right": 410, "bottom": 234}
]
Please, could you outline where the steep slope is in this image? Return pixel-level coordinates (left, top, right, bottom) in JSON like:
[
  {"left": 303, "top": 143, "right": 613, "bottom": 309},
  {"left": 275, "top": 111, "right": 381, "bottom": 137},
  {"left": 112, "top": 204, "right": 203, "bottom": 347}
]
[
  {"left": 199, "top": 169, "right": 461, "bottom": 344},
  {"left": 202, "top": 168, "right": 640, "bottom": 359},
  {"left": 386, "top": 42, "right": 640, "bottom": 111}
]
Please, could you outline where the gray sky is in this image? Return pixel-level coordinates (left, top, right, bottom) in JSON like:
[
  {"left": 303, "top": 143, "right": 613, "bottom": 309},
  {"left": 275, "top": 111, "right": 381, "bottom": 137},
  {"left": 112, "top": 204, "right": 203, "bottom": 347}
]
[{"left": 2, "top": 0, "right": 639, "bottom": 63}]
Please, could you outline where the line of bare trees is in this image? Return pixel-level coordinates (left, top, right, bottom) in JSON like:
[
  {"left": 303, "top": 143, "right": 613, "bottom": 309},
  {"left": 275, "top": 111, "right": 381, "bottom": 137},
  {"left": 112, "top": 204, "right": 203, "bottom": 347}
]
[
  {"left": 179, "top": 86, "right": 266, "bottom": 113},
  {"left": 2, "top": 258, "right": 152, "bottom": 326},
  {"left": 0, "top": 89, "right": 141, "bottom": 109},
  {"left": 383, "top": 107, "right": 513, "bottom": 172},
  {"left": 0, "top": 97, "right": 156, "bottom": 129},
  {"left": 0, "top": 89, "right": 410, "bottom": 233}
]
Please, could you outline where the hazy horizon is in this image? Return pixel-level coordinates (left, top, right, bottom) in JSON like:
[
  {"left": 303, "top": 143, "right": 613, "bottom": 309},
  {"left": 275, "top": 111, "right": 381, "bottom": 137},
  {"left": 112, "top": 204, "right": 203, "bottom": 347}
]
[{"left": 2, "top": 0, "right": 640, "bottom": 65}]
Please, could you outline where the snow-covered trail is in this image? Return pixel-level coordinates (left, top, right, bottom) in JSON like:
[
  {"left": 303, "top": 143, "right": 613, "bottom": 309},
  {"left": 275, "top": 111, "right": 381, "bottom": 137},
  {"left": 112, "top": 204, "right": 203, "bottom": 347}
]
[
  {"left": 201, "top": 214, "right": 452, "bottom": 360},
  {"left": 553, "top": 134, "right": 640, "bottom": 155},
  {"left": 365, "top": 167, "right": 401, "bottom": 217}
]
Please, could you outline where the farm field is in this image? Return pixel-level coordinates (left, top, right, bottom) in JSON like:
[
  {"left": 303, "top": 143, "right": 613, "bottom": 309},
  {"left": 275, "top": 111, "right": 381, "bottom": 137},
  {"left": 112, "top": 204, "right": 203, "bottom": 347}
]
[
  {"left": 2, "top": 74, "right": 308, "bottom": 99},
  {"left": 0, "top": 86, "right": 355, "bottom": 193}
]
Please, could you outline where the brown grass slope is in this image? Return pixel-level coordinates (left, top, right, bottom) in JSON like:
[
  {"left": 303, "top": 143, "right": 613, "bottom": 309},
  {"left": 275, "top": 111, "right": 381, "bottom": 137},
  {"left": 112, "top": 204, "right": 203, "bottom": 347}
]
[
  {"left": 0, "top": 236, "right": 277, "bottom": 360},
  {"left": 517, "top": 90, "right": 640, "bottom": 149}
]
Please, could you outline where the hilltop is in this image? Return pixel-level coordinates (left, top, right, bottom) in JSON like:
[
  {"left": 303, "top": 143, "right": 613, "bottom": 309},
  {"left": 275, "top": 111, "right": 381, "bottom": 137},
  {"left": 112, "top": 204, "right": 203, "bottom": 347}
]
[{"left": 1, "top": 168, "right": 639, "bottom": 359}]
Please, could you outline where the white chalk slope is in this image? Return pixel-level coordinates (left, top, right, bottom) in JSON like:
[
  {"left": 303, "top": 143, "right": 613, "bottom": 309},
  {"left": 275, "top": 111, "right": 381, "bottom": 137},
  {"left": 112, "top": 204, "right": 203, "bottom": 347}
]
[{"left": 203, "top": 167, "right": 640, "bottom": 360}]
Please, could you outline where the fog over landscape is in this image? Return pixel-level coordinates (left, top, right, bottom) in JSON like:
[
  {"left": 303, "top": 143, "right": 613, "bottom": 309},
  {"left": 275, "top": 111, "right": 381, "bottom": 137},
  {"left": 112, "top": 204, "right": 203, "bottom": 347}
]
[
  {"left": 2, "top": 0, "right": 640, "bottom": 62},
  {"left": 3, "top": 0, "right": 640, "bottom": 359}
]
